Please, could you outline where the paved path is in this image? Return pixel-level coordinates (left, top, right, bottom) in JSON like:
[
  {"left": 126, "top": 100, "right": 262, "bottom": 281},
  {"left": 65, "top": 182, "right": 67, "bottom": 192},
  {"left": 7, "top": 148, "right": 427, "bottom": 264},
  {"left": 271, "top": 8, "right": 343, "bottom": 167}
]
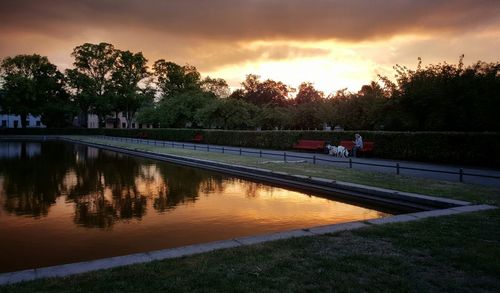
[{"left": 102, "top": 136, "right": 500, "bottom": 187}]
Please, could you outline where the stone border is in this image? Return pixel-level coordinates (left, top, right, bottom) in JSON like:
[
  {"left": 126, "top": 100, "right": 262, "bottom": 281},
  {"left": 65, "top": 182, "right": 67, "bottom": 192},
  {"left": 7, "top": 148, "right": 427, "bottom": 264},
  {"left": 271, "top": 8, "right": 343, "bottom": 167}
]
[
  {"left": 61, "top": 137, "right": 470, "bottom": 211},
  {"left": 0, "top": 204, "right": 495, "bottom": 286},
  {"left": 0, "top": 136, "right": 471, "bottom": 210},
  {"left": 0, "top": 136, "right": 490, "bottom": 286}
]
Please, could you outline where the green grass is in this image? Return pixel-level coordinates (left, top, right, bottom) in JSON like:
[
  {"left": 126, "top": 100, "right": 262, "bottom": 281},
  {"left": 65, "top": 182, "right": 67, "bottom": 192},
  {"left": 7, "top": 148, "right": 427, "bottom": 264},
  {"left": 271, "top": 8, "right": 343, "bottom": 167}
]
[{"left": 2, "top": 136, "right": 500, "bottom": 292}]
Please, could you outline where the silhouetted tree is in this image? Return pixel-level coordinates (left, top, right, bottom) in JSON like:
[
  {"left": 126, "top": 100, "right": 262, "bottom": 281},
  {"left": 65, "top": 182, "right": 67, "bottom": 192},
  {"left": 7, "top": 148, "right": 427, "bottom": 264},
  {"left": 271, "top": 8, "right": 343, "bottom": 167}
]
[
  {"left": 196, "top": 98, "right": 258, "bottom": 129},
  {"left": 109, "top": 50, "right": 151, "bottom": 128},
  {"left": 201, "top": 76, "right": 230, "bottom": 98},
  {"left": 382, "top": 56, "right": 500, "bottom": 131},
  {"left": 66, "top": 42, "right": 118, "bottom": 127},
  {"left": 152, "top": 90, "right": 215, "bottom": 128},
  {"left": 294, "top": 82, "right": 324, "bottom": 105},
  {"left": 153, "top": 60, "right": 201, "bottom": 99},
  {"left": 239, "top": 74, "right": 293, "bottom": 107},
  {"left": 0, "top": 54, "right": 68, "bottom": 128}
]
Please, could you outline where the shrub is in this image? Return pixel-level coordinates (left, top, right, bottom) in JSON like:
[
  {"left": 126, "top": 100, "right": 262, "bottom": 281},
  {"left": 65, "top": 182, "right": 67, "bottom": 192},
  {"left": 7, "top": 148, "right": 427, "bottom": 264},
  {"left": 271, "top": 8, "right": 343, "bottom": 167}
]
[{"left": 2, "top": 128, "right": 498, "bottom": 166}]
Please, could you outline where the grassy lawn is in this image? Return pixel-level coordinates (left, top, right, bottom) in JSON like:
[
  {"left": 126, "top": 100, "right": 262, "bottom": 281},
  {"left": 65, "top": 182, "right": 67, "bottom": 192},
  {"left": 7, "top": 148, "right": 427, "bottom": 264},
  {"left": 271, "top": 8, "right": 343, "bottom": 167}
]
[{"left": 2, "top": 136, "right": 499, "bottom": 292}]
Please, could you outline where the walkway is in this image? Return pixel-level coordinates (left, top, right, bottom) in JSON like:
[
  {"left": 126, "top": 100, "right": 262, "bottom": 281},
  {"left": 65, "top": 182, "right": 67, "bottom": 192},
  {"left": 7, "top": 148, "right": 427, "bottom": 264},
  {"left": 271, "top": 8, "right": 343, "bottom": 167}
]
[{"left": 102, "top": 136, "right": 500, "bottom": 187}]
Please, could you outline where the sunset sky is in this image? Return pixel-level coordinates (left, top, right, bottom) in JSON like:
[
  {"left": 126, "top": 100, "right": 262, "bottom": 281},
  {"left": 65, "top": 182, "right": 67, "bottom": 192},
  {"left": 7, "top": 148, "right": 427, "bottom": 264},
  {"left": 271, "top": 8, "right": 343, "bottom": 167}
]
[{"left": 1, "top": 0, "right": 499, "bottom": 94}]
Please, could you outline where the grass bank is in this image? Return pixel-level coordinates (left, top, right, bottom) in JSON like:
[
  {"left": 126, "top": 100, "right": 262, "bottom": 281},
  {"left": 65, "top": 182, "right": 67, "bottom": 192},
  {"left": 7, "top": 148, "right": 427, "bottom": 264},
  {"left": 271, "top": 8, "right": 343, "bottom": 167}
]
[{"left": 2, "top": 136, "right": 499, "bottom": 292}]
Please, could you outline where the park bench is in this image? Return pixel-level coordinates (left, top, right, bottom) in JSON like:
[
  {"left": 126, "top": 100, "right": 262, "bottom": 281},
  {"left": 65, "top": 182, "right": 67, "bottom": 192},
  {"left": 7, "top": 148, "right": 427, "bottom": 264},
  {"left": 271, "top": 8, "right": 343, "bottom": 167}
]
[
  {"left": 340, "top": 140, "right": 375, "bottom": 157},
  {"left": 137, "top": 131, "right": 148, "bottom": 138},
  {"left": 292, "top": 139, "right": 326, "bottom": 151},
  {"left": 191, "top": 133, "right": 204, "bottom": 143}
]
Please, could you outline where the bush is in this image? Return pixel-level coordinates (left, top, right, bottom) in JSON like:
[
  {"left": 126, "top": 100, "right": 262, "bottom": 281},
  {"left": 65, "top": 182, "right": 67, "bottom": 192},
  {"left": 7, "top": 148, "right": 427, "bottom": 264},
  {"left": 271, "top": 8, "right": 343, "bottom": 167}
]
[
  {"left": 1, "top": 128, "right": 499, "bottom": 166},
  {"left": 103, "top": 129, "right": 500, "bottom": 166}
]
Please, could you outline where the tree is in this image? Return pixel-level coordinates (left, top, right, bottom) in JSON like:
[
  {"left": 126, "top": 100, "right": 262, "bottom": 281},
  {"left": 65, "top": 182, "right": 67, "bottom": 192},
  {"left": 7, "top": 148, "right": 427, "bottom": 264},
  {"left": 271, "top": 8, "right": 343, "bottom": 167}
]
[
  {"left": 383, "top": 56, "right": 500, "bottom": 131},
  {"left": 150, "top": 90, "right": 215, "bottom": 128},
  {"left": 66, "top": 42, "right": 118, "bottom": 127},
  {"left": 40, "top": 89, "right": 76, "bottom": 128},
  {"left": 294, "top": 82, "right": 324, "bottom": 105},
  {"left": 255, "top": 105, "right": 292, "bottom": 130},
  {"left": 355, "top": 81, "right": 387, "bottom": 129},
  {"left": 110, "top": 50, "right": 151, "bottom": 128},
  {"left": 153, "top": 60, "right": 201, "bottom": 99},
  {"left": 292, "top": 103, "right": 323, "bottom": 130},
  {"left": 136, "top": 105, "right": 159, "bottom": 126},
  {"left": 0, "top": 54, "right": 67, "bottom": 128},
  {"left": 201, "top": 76, "right": 230, "bottom": 98},
  {"left": 196, "top": 98, "right": 258, "bottom": 129},
  {"left": 240, "top": 74, "right": 292, "bottom": 107}
]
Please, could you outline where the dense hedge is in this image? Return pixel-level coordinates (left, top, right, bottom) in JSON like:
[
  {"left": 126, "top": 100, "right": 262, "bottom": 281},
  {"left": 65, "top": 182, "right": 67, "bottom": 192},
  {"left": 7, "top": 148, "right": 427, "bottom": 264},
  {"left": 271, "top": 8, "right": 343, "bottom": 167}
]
[{"left": 1, "top": 128, "right": 499, "bottom": 166}]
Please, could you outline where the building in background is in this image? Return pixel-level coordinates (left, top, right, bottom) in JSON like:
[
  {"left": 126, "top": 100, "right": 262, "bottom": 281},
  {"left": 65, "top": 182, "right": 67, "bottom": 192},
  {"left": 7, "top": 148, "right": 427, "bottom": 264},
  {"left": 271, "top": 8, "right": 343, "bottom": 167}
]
[
  {"left": 0, "top": 113, "right": 45, "bottom": 128},
  {"left": 0, "top": 110, "right": 152, "bottom": 129},
  {"left": 74, "top": 112, "right": 152, "bottom": 129},
  {"left": 73, "top": 114, "right": 100, "bottom": 129}
]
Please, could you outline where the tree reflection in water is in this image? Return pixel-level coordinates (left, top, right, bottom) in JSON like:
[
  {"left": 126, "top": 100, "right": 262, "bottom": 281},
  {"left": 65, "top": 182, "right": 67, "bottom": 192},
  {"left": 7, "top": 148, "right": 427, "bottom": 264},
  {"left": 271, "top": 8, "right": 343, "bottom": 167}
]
[
  {"left": 0, "top": 142, "right": 73, "bottom": 217},
  {"left": 0, "top": 141, "right": 227, "bottom": 228}
]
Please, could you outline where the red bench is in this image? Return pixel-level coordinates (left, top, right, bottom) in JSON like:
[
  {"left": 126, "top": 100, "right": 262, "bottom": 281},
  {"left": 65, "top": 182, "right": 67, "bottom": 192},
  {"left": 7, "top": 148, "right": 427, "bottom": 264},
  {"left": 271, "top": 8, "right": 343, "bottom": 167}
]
[
  {"left": 191, "top": 133, "right": 203, "bottom": 143},
  {"left": 137, "top": 131, "right": 148, "bottom": 138},
  {"left": 340, "top": 140, "right": 374, "bottom": 156},
  {"left": 292, "top": 140, "right": 325, "bottom": 151}
]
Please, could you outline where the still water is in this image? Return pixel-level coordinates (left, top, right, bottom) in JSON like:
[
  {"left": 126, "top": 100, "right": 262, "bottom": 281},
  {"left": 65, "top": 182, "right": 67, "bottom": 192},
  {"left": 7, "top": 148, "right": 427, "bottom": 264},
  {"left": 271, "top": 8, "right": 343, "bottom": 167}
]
[{"left": 0, "top": 141, "right": 390, "bottom": 272}]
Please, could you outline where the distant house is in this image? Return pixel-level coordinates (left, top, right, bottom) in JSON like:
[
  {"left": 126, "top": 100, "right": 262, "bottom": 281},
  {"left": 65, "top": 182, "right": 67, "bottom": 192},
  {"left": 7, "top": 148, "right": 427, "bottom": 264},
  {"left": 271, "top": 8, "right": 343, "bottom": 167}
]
[
  {"left": 0, "top": 113, "right": 45, "bottom": 128},
  {"left": 73, "top": 113, "right": 100, "bottom": 128},
  {"left": 74, "top": 112, "right": 153, "bottom": 129},
  {"left": 106, "top": 113, "right": 154, "bottom": 129}
]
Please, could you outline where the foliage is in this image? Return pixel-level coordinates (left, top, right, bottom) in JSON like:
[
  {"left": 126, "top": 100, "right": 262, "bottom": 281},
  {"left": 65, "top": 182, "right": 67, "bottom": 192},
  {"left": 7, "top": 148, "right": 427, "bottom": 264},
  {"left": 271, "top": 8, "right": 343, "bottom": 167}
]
[
  {"left": 92, "top": 129, "right": 499, "bottom": 166},
  {"left": 153, "top": 60, "right": 201, "bottom": 99},
  {"left": 66, "top": 42, "right": 118, "bottom": 127},
  {"left": 382, "top": 56, "right": 500, "bottom": 131},
  {"left": 289, "top": 102, "right": 324, "bottom": 130},
  {"left": 0, "top": 54, "right": 70, "bottom": 128},
  {"left": 235, "top": 74, "right": 293, "bottom": 107},
  {"left": 2, "top": 127, "right": 499, "bottom": 166},
  {"left": 255, "top": 105, "right": 292, "bottom": 130},
  {"left": 324, "top": 82, "right": 388, "bottom": 130},
  {"left": 109, "top": 50, "right": 151, "bottom": 128},
  {"left": 196, "top": 98, "right": 259, "bottom": 129},
  {"left": 153, "top": 90, "right": 215, "bottom": 128},
  {"left": 1, "top": 44, "right": 499, "bottom": 134},
  {"left": 201, "top": 76, "right": 230, "bottom": 98},
  {"left": 294, "top": 82, "right": 324, "bottom": 105},
  {"left": 135, "top": 105, "right": 159, "bottom": 126}
]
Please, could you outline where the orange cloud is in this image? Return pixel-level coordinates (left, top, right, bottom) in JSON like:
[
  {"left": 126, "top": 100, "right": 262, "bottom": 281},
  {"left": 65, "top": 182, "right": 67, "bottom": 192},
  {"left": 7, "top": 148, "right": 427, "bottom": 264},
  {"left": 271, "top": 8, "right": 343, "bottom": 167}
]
[{"left": 1, "top": 0, "right": 499, "bottom": 93}]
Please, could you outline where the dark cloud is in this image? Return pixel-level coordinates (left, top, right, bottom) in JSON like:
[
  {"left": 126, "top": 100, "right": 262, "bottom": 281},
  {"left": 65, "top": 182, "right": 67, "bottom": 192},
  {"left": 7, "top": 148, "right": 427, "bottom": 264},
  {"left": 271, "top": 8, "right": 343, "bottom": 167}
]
[
  {"left": 1, "top": 0, "right": 499, "bottom": 42},
  {"left": 1, "top": 0, "right": 498, "bottom": 81}
]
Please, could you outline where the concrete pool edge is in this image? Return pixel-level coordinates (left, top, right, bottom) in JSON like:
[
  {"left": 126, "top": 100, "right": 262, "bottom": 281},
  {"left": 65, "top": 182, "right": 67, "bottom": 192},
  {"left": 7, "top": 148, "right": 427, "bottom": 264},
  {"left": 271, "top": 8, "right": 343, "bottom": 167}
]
[
  {"left": 60, "top": 137, "right": 471, "bottom": 211},
  {"left": 0, "top": 135, "right": 471, "bottom": 210},
  {"left": 2, "top": 135, "right": 493, "bottom": 286},
  {"left": 0, "top": 204, "right": 496, "bottom": 286}
]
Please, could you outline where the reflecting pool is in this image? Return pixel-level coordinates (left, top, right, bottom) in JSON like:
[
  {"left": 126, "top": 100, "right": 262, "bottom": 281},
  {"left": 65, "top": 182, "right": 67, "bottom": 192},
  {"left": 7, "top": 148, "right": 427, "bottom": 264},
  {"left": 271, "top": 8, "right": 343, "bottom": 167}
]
[{"left": 0, "top": 141, "right": 390, "bottom": 272}]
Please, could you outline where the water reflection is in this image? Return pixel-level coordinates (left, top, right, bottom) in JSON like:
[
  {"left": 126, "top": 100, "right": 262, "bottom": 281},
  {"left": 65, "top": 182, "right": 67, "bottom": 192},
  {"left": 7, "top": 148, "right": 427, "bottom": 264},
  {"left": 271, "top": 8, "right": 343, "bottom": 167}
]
[
  {"left": 0, "top": 142, "right": 41, "bottom": 159},
  {"left": 0, "top": 142, "right": 228, "bottom": 228},
  {"left": 0, "top": 141, "right": 391, "bottom": 273},
  {"left": 0, "top": 142, "right": 71, "bottom": 217}
]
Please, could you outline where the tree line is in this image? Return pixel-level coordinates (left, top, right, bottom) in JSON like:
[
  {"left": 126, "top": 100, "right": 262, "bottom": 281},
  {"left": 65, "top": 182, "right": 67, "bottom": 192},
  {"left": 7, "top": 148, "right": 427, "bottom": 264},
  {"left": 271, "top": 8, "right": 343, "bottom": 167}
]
[{"left": 1, "top": 43, "right": 499, "bottom": 131}]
